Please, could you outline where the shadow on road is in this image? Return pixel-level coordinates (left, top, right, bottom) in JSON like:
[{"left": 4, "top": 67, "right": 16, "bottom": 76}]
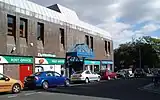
[{"left": 36, "top": 78, "right": 159, "bottom": 100}]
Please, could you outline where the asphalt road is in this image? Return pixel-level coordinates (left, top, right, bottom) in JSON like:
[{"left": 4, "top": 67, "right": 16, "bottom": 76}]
[{"left": 0, "top": 78, "right": 160, "bottom": 100}]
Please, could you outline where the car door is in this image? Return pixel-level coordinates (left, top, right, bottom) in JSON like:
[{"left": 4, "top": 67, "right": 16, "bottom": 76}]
[
  {"left": 91, "top": 72, "right": 98, "bottom": 81},
  {"left": 85, "top": 71, "right": 93, "bottom": 81},
  {"left": 107, "top": 70, "right": 113, "bottom": 78},
  {"left": 0, "top": 74, "right": 12, "bottom": 92},
  {"left": 53, "top": 72, "right": 65, "bottom": 85},
  {"left": 45, "top": 72, "right": 55, "bottom": 86}
]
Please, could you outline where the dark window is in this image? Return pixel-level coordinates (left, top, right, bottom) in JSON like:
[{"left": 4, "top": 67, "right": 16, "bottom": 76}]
[
  {"left": 20, "top": 18, "right": 27, "bottom": 38},
  {"left": 7, "top": 15, "right": 16, "bottom": 36},
  {"left": 85, "top": 35, "right": 89, "bottom": 46},
  {"left": 105, "top": 41, "right": 108, "bottom": 54},
  {"left": 37, "top": 22, "right": 44, "bottom": 41},
  {"left": 90, "top": 36, "right": 93, "bottom": 50},
  {"left": 60, "top": 28, "right": 65, "bottom": 48},
  {"left": 46, "top": 72, "right": 53, "bottom": 76},
  {"left": 85, "top": 71, "right": 91, "bottom": 74},
  {"left": 53, "top": 72, "right": 61, "bottom": 77},
  {"left": 108, "top": 41, "right": 111, "bottom": 54},
  {"left": 34, "top": 72, "right": 42, "bottom": 76},
  {"left": 94, "top": 65, "right": 100, "bottom": 73},
  {"left": 0, "top": 74, "right": 5, "bottom": 80}
]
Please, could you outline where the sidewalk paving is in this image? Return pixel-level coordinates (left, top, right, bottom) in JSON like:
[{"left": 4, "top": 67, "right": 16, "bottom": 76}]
[{"left": 139, "top": 83, "right": 160, "bottom": 94}]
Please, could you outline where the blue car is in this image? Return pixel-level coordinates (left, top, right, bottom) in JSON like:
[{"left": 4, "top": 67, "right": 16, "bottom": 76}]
[{"left": 24, "top": 71, "right": 70, "bottom": 89}]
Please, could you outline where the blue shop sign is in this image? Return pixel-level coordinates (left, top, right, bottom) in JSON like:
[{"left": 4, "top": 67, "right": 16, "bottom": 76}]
[
  {"left": 84, "top": 60, "right": 100, "bottom": 65},
  {"left": 101, "top": 61, "right": 113, "bottom": 64}
]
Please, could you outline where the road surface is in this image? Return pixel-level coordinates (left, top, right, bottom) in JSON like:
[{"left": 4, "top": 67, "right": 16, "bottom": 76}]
[{"left": 0, "top": 78, "right": 160, "bottom": 100}]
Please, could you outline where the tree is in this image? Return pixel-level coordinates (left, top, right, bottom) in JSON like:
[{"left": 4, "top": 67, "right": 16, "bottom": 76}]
[{"left": 114, "top": 36, "right": 160, "bottom": 70}]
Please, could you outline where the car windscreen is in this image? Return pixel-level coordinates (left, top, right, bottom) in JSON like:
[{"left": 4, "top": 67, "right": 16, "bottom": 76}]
[{"left": 33, "top": 72, "right": 42, "bottom": 76}]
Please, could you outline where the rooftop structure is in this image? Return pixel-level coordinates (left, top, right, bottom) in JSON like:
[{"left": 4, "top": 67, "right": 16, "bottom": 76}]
[{"left": 0, "top": 0, "right": 112, "bottom": 40}]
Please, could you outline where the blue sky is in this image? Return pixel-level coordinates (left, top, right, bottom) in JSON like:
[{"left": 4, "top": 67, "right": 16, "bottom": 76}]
[{"left": 30, "top": 0, "right": 160, "bottom": 48}]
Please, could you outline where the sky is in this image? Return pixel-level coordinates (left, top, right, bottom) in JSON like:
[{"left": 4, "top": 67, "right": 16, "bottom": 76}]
[{"left": 29, "top": 0, "right": 160, "bottom": 49}]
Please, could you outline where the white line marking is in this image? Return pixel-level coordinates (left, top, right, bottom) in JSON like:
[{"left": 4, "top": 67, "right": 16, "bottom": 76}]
[
  {"left": 24, "top": 91, "right": 42, "bottom": 96},
  {"left": 8, "top": 95, "right": 18, "bottom": 98},
  {"left": 37, "top": 92, "right": 42, "bottom": 94},
  {"left": 25, "top": 92, "right": 36, "bottom": 96}
]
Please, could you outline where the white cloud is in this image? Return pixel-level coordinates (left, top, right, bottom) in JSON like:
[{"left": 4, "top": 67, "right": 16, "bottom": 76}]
[
  {"left": 29, "top": 0, "right": 160, "bottom": 49},
  {"left": 135, "top": 24, "right": 160, "bottom": 34}
]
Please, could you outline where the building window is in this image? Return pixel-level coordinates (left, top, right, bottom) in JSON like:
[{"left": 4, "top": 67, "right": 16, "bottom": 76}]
[
  {"left": 108, "top": 41, "right": 111, "bottom": 54},
  {"left": 20, "top": 18, "right": 27, "bottom": 38},
  {"left": 7, "top": 15, "right": 16, "bottom": 36},
  {"left": 90, "top": 36, "right": 93, "bottom": 50},
  {"left": 37, "top": 22, "right": 44, "bottom": 41},
  {"left": 85, "top": 35, "right": 89, "bottom": 46},
  {"left": 60, "top": 28, "right": 65, "bottom": 48},
  {"left": 105, "top": 41, "right": 108, "bottom": 54}
]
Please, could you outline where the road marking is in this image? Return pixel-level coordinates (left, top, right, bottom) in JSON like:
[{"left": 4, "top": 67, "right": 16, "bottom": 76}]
[
  {"left": 8, "top": 95, "right": 18, "bottom": 98},
  {"left": 6, "top": 91, "right": 42, "bottom": 99},
  {"left": 24, "top": 91, "right": 42, "bottom": 96},
  {"left": 24, "top": 92, "right": 36, "bottom": 96}
]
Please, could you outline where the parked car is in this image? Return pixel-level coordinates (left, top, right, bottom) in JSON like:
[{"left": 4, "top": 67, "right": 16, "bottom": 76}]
[
  {"left": 116, "top": 69, "right": 134, "bottom": 78},
  {"left": 0, "top": 73, "right": 24, "bottom": 93},
  {"left": 134, "top": 68, "right": 146, "bottom": 78},
  {"left": 152, "top": 69, "right": 160, "bottom": 86},
  {"left": 70, "top": 70, "right": 101, "bottom": 83},
  {"left": 100, "top": 69, "right": 117, "bottom": 80},
  {"left": 24, "top": 71, "right": 70, "bottom": 90}
]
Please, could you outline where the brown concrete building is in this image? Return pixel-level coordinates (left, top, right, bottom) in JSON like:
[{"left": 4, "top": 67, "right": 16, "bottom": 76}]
[{"left": 0, "top": 0, "right": 113, "bottom": 81}]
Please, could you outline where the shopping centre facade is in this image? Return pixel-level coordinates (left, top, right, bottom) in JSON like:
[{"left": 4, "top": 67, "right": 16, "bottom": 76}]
[{"left": 0, "top": 0, "right": 113, "bottom": 81}]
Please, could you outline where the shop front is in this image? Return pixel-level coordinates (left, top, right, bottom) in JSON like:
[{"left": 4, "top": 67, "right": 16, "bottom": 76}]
[
  {"left": 35, "top": 57, "right": 65, "bottom": 74},
  {"left": 0, "top": 55, "right": 33, "bottom": 83},
  {"left": 65, "top": 43, "right": 95, "bottom": 78},
  {"left": 101, "top": 60, "right": 114, "bottom": 71},
  {"left": 84, "top": 60, "right": 101, "bottom": 73}
]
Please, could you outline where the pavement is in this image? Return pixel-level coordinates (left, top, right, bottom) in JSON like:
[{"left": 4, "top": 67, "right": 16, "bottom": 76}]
[{"left": 1, "top": 78, "right": 160, "bottom": 100}]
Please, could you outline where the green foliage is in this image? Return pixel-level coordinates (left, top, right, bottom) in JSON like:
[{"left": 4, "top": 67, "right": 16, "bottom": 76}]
[{"left": 114, "top": 36, "right": 160, "bottom": 70}]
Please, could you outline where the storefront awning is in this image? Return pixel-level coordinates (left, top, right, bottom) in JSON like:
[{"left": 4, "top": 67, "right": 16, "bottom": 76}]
[
  {"left": 101, "top": 61, "right": 113, "bottom": 64},
  {"left": 66, "top": 43, "right": 95, "bottom": 58}
]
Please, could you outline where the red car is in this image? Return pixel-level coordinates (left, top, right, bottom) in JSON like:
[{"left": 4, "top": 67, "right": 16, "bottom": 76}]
[{"left": 100, "top": 69, "right": 117, "bottom": 80}]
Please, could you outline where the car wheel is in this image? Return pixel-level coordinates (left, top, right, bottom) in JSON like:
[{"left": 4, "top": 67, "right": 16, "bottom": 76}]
[
  {"left": 108, "top": 76, "right": 111, "bottom": 80},
  {"left": 42, "top": 81, "right": 49, "bottom": 90},
  {"left": 12, "top": 84, "right": 21, "bottom": 93},
  {"left": 64, "top": 79, "right": 70, "bottom": 87},
  {"left": 97, "top": 76, "right": 101, "bottom": 82},
  {"left": 85, "top": 78, "right": 89, "bottom": 84}
]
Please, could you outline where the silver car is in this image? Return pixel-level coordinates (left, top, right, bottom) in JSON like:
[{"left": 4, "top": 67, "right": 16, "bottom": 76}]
[{"left": 71, "top": 70, "right": 101, "bottom": 83}]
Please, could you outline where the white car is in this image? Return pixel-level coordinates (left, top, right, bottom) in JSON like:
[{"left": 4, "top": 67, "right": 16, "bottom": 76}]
[{"left": 70, "top": 70, "right": 101, "bottom": 83}]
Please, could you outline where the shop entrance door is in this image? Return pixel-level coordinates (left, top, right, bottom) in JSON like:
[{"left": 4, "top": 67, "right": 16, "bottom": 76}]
[{"left": 19, "top": 65, "right": 33, "bottom": 83}]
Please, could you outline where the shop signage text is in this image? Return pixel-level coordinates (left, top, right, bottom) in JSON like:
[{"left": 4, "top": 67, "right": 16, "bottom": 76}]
[
  {"left": 101, "top": 61, "right": 113, "bottom": 64},
  {"left": 38, "top": 53, "right": 56, "bottom": 57},
  {"left": 35, "top": 58, "right": 65, "bottom": 65},
  {"left": 0, "top": 56, "right": 33, "bottom": 64},
  {"left": 84, "top": 60, "right": 100, "bottom": 65}
]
